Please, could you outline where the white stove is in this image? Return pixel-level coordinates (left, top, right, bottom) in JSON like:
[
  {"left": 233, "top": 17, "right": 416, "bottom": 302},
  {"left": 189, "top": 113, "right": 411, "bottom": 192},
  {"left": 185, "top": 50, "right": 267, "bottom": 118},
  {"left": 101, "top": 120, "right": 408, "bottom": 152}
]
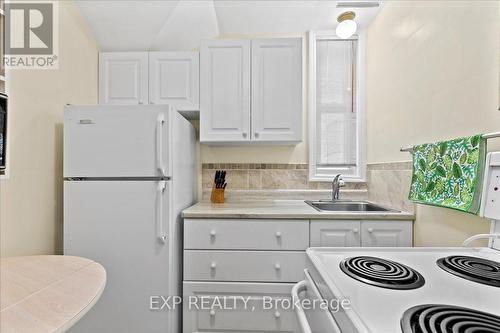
[
  {"left": 291, "top": 152, "right": 500, "bottom": 333},
  {"left": 299, "top": 246, "right": 500, "bottom": 333}
]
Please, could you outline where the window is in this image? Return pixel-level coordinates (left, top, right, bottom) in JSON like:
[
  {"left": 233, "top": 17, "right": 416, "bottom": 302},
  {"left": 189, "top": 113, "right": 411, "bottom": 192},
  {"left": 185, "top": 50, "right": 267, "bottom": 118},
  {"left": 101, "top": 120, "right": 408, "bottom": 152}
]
[{"left": 308, "top": 31, "right": 365, "bottom": 181}]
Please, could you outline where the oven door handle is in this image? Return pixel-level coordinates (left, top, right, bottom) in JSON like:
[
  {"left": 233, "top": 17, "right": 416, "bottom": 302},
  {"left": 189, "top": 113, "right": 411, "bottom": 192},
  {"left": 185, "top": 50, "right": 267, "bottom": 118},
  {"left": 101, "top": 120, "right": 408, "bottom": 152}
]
[{"left": 291, "top": 280, "right": 312, "bottom": 333}]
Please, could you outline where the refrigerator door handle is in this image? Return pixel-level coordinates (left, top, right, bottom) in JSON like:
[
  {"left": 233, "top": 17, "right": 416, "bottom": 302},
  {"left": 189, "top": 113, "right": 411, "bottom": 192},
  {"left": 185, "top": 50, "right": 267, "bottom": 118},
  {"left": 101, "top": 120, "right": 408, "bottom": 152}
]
[
  {"left": 156, "top": 181, "right": 167, "bottom": 243},
  {"left": 156, "top": 114, "right": 166, "bottom": 178}
]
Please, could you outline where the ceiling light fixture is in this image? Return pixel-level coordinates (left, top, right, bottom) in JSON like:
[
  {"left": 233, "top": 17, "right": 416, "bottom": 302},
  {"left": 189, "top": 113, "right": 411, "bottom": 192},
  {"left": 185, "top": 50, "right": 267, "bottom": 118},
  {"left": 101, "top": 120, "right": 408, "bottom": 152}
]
[{"left": 336, "top": 11, "right": 357, "bottom": 39}]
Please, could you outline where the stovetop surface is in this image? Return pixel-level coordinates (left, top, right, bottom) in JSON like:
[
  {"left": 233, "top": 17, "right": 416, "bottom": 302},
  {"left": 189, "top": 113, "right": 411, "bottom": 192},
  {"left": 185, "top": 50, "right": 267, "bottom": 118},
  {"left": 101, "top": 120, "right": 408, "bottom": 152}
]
[{"left": 306, "top": 247, "right": 500, "bottom": 333}]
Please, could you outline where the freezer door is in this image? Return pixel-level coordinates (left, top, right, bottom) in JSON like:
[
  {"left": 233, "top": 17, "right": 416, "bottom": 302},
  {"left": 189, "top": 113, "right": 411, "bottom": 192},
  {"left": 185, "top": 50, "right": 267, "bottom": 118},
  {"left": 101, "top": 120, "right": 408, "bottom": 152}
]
[
  {"left": 64, "top": 106, "right": 171, "bottom": 178},
  {"left": 64, "top": 180, "right": 174, "bottom": 333}
]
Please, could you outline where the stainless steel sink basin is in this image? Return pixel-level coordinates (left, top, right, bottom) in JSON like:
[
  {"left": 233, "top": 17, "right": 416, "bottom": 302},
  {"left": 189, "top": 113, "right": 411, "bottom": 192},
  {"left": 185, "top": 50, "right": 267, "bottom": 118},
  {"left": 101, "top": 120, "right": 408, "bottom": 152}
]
[{"left": 305, "top": 201, "right": 397, "bottom": 212}]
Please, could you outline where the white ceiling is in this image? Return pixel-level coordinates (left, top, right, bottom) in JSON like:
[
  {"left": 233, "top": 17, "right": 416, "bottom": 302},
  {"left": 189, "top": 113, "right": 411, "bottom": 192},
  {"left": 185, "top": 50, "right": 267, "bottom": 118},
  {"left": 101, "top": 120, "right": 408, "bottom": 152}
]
[{"left": 76, "top": 0, "right": 383, "bottom": 51}]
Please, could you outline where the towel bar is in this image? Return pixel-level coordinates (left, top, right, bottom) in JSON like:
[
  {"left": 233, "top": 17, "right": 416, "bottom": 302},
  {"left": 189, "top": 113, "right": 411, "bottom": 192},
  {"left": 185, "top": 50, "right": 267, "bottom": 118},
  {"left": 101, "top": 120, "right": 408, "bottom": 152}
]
[{"left": 400, "top": 131, "right": 500, "bottom": 152}]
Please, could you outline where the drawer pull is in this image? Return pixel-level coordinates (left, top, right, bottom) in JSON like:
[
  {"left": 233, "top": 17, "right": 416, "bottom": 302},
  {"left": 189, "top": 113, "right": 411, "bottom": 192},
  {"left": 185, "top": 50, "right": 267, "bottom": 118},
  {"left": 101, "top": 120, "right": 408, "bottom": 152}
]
[
  {"left": 368, "top": 228, "right": 374, "bottom": 233},
  {"left": 274, "top": 311, "right": 281, "bottom": 319},
  {"left": 210, "top": 230, "right": 216, "bottom": 237},
  {"left": 210, "top": 309, "right": 216, "bottom": 317},
  {"left": 275, "top": 263, "right": 281, "bottom": 270},
  {"left": 210, "top": 262, "right": 217, "bottom": 269},
  {"left": 353, "top": 228, "right": 359, "bottom": 233},
  {"left": 275, "top": 231, "right": 282, "bottom": 238}
]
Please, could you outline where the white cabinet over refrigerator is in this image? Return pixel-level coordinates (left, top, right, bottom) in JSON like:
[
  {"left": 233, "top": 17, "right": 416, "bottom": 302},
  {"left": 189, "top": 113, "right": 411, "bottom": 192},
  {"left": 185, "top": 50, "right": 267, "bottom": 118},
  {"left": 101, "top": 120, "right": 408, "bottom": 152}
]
[
  {"left": 99, "top": 52, "right": 200, "bottom": 113},
  {"left": 64, "top": 105, "right": 196, "bottom": 333},
  {"left": 99, "top": 52, "right": 149, "bottom": 105},
  {"left": 149, "top": 51, "right": 199, "bottom": 110}
]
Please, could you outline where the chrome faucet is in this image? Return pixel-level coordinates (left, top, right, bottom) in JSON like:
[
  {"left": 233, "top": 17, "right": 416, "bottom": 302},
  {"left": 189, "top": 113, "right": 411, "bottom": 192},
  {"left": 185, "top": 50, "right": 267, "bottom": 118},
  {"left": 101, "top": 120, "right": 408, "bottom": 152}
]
[{"left": 331, "top": 174, "right": 344, "bottom": 201}]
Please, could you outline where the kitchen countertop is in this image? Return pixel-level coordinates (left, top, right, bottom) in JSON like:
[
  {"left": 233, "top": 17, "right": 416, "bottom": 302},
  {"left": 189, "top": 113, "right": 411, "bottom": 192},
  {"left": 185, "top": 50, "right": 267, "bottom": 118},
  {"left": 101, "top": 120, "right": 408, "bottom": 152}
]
[
  {"left": 0, "top": 255, "right": 106, "bottom": 333},
  {"left": 182, "top": 200, "right": 415, "bottom": 220}
]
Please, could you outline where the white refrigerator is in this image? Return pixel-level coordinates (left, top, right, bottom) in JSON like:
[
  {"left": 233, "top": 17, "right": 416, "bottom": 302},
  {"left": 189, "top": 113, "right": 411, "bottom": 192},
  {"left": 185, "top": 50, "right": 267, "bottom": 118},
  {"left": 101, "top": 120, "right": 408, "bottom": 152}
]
[{"left": 63, "top": 105, "right": 196, "bottom": 333}]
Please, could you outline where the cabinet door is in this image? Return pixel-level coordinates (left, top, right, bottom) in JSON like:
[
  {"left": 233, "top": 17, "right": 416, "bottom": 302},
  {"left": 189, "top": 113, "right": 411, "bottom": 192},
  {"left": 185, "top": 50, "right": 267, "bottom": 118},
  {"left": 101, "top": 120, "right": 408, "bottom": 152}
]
[
  {"left": 183, "top": 281, "right": 298, "bottom": 333},
  {"left": 361, "top": 221, "right": 413, "bottom": 247},
  {"left": 200, "top": 40, "right": 251, "bottom": 142},
  {"left": 251, "top": 38, "right": 302, "bottom": 142},
  {"left": 149, "top": 52, "right": 199, "bottom": 110},
  {"left": 310, "top": 221, "right": 361, "bottom": 247},
  {"left": 99, "top": 52, "right": 148, "bottom": 105}
]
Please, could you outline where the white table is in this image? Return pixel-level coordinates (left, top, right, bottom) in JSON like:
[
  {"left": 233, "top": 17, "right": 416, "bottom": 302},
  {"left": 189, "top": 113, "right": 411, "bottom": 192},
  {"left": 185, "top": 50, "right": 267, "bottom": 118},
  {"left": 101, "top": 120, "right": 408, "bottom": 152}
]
[{"left": 0, "top": 255, "right": 106, "bottom": 333}]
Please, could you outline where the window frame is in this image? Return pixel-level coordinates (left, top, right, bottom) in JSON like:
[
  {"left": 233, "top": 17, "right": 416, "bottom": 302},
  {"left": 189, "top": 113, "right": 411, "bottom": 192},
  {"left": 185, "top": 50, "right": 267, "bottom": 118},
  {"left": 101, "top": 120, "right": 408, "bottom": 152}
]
[{"left": 308, "top": 30, "right": 366, "bottom": 182}]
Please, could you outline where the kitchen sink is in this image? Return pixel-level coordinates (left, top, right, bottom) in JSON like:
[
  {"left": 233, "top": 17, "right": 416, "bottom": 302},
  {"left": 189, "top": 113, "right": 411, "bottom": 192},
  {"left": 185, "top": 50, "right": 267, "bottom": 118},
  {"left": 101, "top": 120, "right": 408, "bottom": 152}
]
[{"left": 305, "top": 201, "right": 397, "bottom": 212}]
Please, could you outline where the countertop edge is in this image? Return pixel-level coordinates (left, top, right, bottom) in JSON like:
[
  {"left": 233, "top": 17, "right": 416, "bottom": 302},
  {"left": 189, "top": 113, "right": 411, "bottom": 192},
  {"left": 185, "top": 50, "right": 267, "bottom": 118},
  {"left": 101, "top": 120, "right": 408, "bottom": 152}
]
[{"left": 182, "top": 212, "right": 415, "bottom": 220}]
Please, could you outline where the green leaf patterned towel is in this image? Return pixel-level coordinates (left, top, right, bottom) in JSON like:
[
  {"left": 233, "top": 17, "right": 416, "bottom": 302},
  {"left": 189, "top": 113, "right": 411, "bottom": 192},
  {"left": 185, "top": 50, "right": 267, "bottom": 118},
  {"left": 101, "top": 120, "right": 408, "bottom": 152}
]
[{"left": 409, "top": 135, "right": 486, "bottom": 214}]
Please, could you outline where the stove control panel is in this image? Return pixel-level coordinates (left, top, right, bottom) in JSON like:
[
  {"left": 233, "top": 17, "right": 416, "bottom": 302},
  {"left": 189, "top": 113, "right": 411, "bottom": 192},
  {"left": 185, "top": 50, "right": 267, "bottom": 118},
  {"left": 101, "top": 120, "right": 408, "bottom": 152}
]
[{"left": 480, "top": 152, "right": 500, "bottom": 222}]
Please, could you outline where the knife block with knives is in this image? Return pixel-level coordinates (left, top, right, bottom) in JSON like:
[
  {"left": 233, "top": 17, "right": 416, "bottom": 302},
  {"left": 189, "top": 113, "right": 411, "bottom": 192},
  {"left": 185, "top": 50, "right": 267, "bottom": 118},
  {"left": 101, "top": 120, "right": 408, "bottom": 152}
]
[{"left": 211, "top": 170, "right": 227, "bottom": 204}]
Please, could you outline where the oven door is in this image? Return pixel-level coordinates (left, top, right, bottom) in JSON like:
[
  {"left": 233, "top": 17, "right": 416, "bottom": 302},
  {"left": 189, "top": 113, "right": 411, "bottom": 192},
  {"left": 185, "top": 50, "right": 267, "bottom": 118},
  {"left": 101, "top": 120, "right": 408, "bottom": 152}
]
[{"left": 292, "top": 269, "right": 341, "bottom": 333}]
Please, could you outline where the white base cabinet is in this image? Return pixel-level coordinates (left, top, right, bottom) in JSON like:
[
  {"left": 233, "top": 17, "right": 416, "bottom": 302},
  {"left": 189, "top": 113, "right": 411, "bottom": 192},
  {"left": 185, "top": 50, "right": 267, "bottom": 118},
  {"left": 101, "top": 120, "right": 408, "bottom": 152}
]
[
  {"left": 183, "top": 218, "right": 413, "bottom": 333},
  {"left": 310, "top": 221, "right": 361, "bottom": 247},
  {"left": 310, "top": 220, "right": 413, "bottom": 247},
  {"left": 183, "top": 282, "right": 298, "bottom": 333},
  {"left": 361, "top": 221, "right": 412, "bottom": 247}
]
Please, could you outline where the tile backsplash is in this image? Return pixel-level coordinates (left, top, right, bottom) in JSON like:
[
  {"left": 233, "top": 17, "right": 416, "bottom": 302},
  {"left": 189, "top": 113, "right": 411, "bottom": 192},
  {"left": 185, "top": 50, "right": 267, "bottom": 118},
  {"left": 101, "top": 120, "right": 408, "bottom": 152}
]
[
  {"left": 366, "top": 161, "right": 415, "bottom": 213},
  {"left": 201, "top": 162, "right": 415, "bottom": 213},
  {"left": 202, "top": 163, "right": 367, "bottom": 201}
]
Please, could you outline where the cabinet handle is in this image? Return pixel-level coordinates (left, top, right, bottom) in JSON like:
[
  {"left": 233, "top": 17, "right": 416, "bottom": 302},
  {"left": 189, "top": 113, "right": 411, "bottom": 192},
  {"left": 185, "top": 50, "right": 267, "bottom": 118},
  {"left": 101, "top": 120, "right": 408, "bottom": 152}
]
[
  {"left": 274, "top": 311, "right": 281, "bottom": 319},
  {"left": 275, "top": 263, "right": 281, "bottom": 270},
  {"left": 353, "top": 228, "right": 359, "bottom": 233},
  {"left": 254, "top": 132, "right": 260, "bottom": 138},
  {"left": 275, "top": 231, "right": 282, "bottom": 238},
  {"left": 210, "top": 309, "right": 216, "bottom": 317},
  {"left": 139, "top": 100, "right": 144, "bottom": 105},
  {"left": 242, "top": 132, "right": 247, "bottom": 138},
  {"left": 368, "top": 228, "right": 374, "bottom": 233},
  {"left": 210, "top": 230, "right": 216, "bottom": 237},
  {"left": 210, "top": 262, "right": 217, "bottom": 269}
]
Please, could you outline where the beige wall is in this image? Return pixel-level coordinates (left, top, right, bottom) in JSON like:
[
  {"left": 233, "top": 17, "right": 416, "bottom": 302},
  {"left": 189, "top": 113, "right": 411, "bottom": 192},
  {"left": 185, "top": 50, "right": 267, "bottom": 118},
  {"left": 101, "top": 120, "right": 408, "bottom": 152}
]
[
  {"left": 366, "top": 0, "right": 499, "bottom": 246},
  {"left": 0, "top": 1, "right": 99, "bottom": 257},
  {"left": 1, "top": 1, "right": 498, "bottom": 255}
]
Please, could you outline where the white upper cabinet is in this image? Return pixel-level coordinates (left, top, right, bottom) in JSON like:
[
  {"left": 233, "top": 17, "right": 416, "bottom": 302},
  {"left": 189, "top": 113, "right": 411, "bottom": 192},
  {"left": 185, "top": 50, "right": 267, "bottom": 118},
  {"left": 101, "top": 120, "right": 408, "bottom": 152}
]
[
  {"left": 99, "top": 52, "right": 148, "bottom": 105},
  {"left": 200, "top": 38, "right": 303, "bottom": 144},
  {"left": 149, "top": 52, "right": 199, "bottom": 110},
  {"left": 200, "top": 40, "right": 251, "bottom": 142},
  {"left": 251, "top": 39, "right": 302, "bottom": 142},
  {"left": 99, "top": 51, "right": 200, "bottom": 112}
]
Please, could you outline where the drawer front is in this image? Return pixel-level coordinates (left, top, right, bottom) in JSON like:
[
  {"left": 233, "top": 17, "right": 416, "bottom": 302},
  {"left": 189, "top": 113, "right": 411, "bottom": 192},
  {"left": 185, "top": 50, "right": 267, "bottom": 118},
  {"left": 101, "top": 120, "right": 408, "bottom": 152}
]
[
  {"left": 184, "top": 219, "right": 309, "bottom": 250},
  {"left": 361, "top": 220, "right": 413, "bottom": 247},
  {"left": 184, "top": 250, "right": 306, "bottom": 282},
  {"left": 310, "top": 221, "right": 361, "bottom": 247},
  {"left": 183, "top": 281, "right": 298, "bottom": 333}
]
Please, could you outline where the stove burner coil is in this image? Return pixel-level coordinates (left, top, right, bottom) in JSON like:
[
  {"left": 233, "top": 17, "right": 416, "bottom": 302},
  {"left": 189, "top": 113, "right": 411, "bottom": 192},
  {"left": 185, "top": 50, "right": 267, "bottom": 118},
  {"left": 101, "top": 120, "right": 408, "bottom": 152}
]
[
  {"left": 437, "top": 256, "right": 500, "bottom": 287},
  {"left": 401, "top": 304, "right": 500, "bottom": 333},
  {"left": 339, "top": 256, "right": 425, "bottom": 290}
]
